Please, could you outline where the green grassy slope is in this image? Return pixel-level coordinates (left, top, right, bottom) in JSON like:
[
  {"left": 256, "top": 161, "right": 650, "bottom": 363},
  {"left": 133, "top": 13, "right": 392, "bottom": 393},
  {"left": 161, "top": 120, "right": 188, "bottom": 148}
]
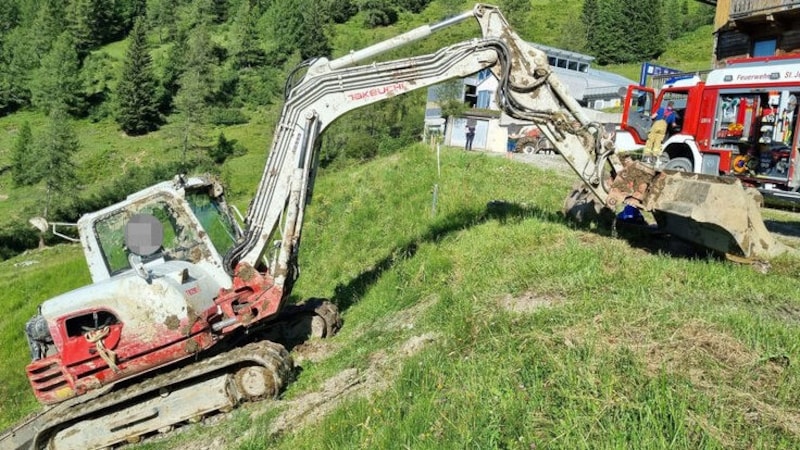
[
  {"left": 105, "top": 145, "right": 800, "bottom": 450},
  {"left": 4, "top": 143, "right": 800, "bottom": 446},
  {"left": 0, "top": 245, "right": 90, "bottom": 426}
]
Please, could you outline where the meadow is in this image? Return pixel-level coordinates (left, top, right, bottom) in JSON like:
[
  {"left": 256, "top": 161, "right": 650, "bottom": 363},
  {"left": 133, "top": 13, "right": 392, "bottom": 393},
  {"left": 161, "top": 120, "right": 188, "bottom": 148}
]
[{"left": 3, "top": 145, "right": 800, "bottom": 449}]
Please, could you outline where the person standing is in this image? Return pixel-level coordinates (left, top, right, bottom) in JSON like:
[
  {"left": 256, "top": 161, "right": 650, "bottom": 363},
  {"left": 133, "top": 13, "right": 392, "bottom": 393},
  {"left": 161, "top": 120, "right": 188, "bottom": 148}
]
[
  {"left": 643, "top": 101, "right": 676, "bottom": 164},
  {"left": 465, "top": 124, "right": 476, "bottom": 151}
]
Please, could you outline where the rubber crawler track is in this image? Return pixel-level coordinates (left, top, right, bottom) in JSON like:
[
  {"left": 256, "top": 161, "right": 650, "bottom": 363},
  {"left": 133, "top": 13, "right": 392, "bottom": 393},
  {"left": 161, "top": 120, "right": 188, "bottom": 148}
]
[{"left": 3, "top": 341, "right": 292, "bottom": 450}]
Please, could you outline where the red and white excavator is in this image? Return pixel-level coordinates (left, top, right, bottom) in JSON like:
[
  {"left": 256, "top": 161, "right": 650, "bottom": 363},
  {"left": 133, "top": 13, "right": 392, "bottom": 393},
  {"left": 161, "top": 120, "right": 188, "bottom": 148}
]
[{"left": 1, "top": 4, "right": 789, "bottom": 449}]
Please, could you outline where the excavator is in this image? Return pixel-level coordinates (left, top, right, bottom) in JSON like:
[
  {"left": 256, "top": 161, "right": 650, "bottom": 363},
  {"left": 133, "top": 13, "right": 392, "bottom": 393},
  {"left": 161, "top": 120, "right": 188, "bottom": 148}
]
[{"left": 1, "top": 4, "right": 791, "bottom": 449}]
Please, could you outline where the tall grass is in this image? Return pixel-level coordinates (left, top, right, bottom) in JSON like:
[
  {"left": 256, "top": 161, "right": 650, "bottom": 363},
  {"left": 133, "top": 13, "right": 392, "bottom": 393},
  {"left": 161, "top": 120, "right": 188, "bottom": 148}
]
[{"left": 259, "top": 147, "right": 800, "bottom": 449}]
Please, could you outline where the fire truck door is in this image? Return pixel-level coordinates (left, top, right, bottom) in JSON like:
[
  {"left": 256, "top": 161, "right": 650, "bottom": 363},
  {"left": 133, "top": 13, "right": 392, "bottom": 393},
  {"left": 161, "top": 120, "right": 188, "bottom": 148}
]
[{"left": 621, "top": 86, "right": 655, "bottom": 143}]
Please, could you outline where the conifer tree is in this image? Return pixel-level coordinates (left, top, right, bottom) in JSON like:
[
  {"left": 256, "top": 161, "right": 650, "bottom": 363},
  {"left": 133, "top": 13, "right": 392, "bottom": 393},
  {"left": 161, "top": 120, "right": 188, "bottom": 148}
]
[
  {"left": 30, "top": 32, "right": 86, "bottom": 115},
  {"left": 37, "top": 106, "right": 80, "bottom": 222},
  {"left": 116, "top": 18, "right": 162, "bottom": 135},
  {"left": 583, "top": 0, "right": 665, "bottom": 64},
  {"left": 298, "top": 4, "right": 332, "bottom": 60},
  {"left": 10, "top": 121, "right": 36, "bottom": 186},
  {"left": 67, "top": 0, "right": 96, "bottom": 56},
  {"left": 172, "top": 25, "right": 215, "bottom": 168},
  {"left": 230, "top": 0, "right": 266, "bottom": 69}
]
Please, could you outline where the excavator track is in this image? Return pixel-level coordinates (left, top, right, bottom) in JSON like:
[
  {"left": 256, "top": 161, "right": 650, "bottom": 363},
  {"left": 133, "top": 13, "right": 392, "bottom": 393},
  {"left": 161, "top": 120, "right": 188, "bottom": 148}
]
[
  {"left": 2, "top": 340, "right": 293, "bottom": 450},
  {"left": 264, "top": 299, "right": 343, "bottom": 348}
]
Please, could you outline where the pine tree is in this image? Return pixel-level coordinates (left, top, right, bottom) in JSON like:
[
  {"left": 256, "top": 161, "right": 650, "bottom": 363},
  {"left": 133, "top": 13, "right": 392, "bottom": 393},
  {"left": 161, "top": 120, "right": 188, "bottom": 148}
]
[
  {"left": 30, "top": 0, "right": 66, "bottom": 57},
  {"left": 172, "top": 26, "right": 215, "bottom": 168},
  {"left": 30, "top": 32, "right": 86, "bottom": 116},
  {"left": 67, "top": 0, "right": 96, "bottom": 56},
  {"left": 582, "top": 0, "right": 598, "bottom": 50},
  {"left": 116, "top": 18, "right": 161, "bottom": 135},
  {"left": 626, "top": 0, "right": 664, "bottom": 60},
  {"left": 148, "top": 0, "right": 180, "bottom": 43},
  {"left": 1, "top": 27, "right": 36, "bottom": 111},
  {"left": 10, "top": 121, "right": 37, "bottom": 186},
  {"left": 230, "top": 0, "right": 266, "bottom": 69},
  {"left": 584, "top": 0, "right": 665, "bottom": 64},
  {"left": 262, "top": 0, "right": 305, "bottom": 61},
  {"left": 209, "top": 132, "right": 235, "bottom": 163},
  {"left": 0, "top": 0, "right": 19, "bottom": 34},
  {"left": 298, "top": 4, "right": 331, "bottom": 60},
  {"left": 37, "top": 107, "right": 80, "bottom": 222}
]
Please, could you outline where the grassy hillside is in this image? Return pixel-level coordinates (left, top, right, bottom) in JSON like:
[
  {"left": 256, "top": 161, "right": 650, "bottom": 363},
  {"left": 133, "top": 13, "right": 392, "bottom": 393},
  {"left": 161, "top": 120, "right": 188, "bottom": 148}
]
[
  {"left": 0, "top": 0, "right": 717, "bottom": 260},
  {"left": 3, "top": 145, "right": 800, "bottom": 449}
]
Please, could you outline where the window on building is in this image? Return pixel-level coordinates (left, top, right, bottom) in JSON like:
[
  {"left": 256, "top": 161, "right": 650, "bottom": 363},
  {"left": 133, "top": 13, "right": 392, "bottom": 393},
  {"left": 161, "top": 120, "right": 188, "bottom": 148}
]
[
  {"left": 477, "top": 91, "right": 491, "bottom": 109},
  {"left": 753, "top": 38, "right": 777, "bottom": 57},
  {"left": 463, "top": 84, "right": 477, "bottom": 108}
]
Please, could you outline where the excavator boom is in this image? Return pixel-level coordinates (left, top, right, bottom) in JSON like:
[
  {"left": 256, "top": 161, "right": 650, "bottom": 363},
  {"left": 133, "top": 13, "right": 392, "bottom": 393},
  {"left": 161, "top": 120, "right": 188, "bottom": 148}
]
[{"left": 226, "top": 2, "right": 789, "bottom": 275}]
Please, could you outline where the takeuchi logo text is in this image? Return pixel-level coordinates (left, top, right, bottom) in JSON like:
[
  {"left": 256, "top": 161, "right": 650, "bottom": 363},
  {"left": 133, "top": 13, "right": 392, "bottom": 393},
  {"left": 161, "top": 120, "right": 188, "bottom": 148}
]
[{"left": 347, "top": 82, "right": 407, "bottom": 101}]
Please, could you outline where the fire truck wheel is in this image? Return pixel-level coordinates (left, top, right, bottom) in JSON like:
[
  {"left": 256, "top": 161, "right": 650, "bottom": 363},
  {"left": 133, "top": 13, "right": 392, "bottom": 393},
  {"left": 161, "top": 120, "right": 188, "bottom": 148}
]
[{"left": 663, "top": 157, "right": 692, "bottom": 172}]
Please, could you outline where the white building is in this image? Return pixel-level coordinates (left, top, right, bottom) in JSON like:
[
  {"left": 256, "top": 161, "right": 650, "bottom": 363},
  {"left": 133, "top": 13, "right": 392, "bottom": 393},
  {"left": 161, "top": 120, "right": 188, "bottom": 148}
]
[{"left": 426, "top": 44, "right": 637, "bottom": 153}]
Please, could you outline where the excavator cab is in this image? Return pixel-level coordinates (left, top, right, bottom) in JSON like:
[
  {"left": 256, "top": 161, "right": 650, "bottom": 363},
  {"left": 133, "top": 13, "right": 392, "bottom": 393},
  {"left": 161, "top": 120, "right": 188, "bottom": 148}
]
[{"left": 78, "top": 176, "right": 240, "bottom": 285}]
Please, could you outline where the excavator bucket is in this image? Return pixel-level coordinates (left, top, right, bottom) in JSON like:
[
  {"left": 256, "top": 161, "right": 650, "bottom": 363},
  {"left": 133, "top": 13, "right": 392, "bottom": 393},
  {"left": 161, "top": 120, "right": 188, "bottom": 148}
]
[
  {"left": 612, "top": 165, "right": 792, "bottom": 259},
  {"left": 600, "top": 159, "right": 797, "bottom": 260}
]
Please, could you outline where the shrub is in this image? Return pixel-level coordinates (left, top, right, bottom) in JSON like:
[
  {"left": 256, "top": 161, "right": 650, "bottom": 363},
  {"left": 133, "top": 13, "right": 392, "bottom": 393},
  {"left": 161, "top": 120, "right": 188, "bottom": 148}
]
[{"left": 209, "top": 107, "right": 249, "bottom": 126}]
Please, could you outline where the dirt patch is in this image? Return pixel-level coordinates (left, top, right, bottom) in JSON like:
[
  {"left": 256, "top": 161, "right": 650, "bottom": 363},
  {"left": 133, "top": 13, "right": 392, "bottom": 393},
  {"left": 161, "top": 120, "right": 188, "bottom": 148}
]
[
  {"left": 266, "top": 332, "right": 440, "bottom": 438},
  {"left": 496, "top": 291, "right": 565, "bottom": 313},
  {"left": 775, "top": 304, "right": 800, "bottom": 324},
  {"left": 291, "top": 339, "right": 337, "bottom": 365},
  {"left": 375, "top": 295, "right": 438, "bottom": 333}
]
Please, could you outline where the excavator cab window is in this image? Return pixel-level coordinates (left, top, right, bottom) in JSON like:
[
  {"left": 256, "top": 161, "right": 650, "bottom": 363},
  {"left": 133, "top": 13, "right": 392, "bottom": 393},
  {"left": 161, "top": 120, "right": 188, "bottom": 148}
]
[
  {"left": 94, "top": 197, "right": 203, "bottom": 275},
  {"left": 185, "top": 191, "right": 239, "bottom": 256}
]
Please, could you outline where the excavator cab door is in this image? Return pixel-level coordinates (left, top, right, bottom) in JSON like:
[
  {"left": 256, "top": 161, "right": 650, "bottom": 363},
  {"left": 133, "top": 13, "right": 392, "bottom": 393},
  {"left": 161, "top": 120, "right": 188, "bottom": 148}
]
[{"left": 621, "top": 86, "right": 656, "bottom": 144}]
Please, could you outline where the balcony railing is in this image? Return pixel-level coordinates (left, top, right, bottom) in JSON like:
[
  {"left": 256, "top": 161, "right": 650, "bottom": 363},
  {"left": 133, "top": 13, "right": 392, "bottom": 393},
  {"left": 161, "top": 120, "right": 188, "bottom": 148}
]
[{"left": 730, "top": 0, "right": 800, "bottom": 19}]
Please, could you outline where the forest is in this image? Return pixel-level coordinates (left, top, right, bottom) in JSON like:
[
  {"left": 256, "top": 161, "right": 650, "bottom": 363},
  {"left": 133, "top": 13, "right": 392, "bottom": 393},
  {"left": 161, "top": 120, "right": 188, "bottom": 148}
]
[{"left": 0, "top": 0, "right": 715, "bottom": 259}]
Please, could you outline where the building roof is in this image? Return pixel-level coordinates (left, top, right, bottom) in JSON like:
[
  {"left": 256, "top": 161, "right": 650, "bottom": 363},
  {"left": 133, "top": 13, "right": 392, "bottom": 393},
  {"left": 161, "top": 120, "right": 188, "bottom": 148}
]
[{"left": 533, "top": 43, "right": 594, "bottom": 63}]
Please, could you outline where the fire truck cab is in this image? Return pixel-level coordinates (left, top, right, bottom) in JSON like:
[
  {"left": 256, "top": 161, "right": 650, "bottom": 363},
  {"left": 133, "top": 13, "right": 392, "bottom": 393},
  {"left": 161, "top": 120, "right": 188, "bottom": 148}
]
[{"left": 621, "top": 56, "right": 800, "bottom": 201}]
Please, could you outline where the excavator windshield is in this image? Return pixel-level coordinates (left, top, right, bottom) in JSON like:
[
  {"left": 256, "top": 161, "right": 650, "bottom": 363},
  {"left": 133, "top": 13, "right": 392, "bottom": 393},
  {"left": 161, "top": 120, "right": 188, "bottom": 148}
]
[{"left": 94, "top": 195, "right": 204, "bottom": 275}]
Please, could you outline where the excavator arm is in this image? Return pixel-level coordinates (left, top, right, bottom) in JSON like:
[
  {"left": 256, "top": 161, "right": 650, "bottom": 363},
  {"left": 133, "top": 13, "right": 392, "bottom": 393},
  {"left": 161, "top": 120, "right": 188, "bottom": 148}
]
[{"left": 225, "top": 3, "right": 789, "bottom": 285}]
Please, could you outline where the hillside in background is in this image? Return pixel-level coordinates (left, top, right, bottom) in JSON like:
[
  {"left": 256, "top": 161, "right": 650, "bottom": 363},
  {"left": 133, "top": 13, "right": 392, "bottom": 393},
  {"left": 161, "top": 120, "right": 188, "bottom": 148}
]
[
  {"left": 0, "top": 0, "right": 715, "bottom": 260},
  {"left": 6, "top": 2, "right": 800, "bottom": 449}
]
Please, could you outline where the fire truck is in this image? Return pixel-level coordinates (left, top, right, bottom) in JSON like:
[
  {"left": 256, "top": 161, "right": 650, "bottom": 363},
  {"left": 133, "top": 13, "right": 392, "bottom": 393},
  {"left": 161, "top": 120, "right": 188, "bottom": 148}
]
[{"left": 620, "top": 56, "right": 800, "bottom": 202}]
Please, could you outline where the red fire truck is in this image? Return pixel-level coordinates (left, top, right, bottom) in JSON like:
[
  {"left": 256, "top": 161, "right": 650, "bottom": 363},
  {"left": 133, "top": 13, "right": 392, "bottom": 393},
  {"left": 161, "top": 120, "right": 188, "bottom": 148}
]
[{"left": 620, "top": 56, "right": 800, "bottom": 201}]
